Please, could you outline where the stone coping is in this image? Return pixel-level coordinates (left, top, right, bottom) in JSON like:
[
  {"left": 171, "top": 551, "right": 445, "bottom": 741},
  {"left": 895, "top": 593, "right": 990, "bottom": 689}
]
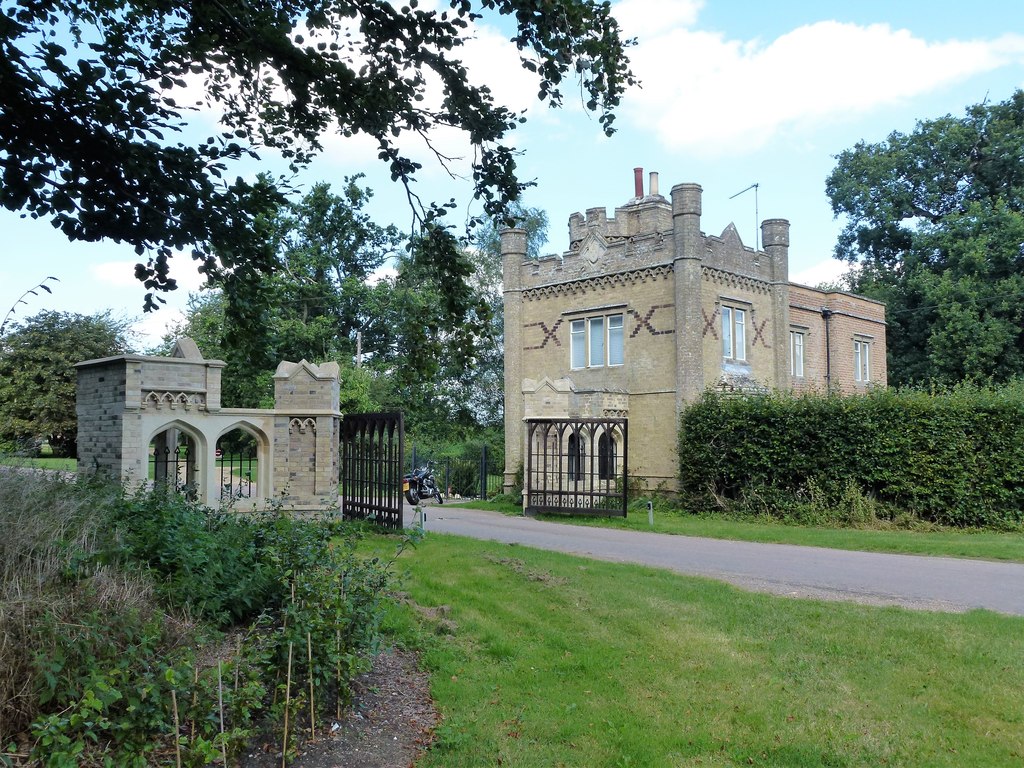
[{"left": 76, "top": 353, "right": 227, "bottom": 368}]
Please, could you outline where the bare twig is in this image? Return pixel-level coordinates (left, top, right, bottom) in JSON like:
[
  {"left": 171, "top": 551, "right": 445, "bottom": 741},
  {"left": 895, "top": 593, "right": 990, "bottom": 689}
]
[{"left": 1, "top": 277, "right": 59, "bottom": 336}]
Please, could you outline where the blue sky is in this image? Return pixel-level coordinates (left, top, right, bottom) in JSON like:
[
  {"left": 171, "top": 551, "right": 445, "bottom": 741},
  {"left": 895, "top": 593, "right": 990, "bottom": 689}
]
[{"left": 2, "top": 0, "right": 1024, "bottom": 349}]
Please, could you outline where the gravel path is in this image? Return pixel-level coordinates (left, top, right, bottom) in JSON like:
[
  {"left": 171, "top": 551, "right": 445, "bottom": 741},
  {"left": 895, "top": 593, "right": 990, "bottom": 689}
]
[
  {"left": 240, "top": 649, "right": 437, "bottom": 768},
  {"left": 422, "top": 506, "right": 1024, "bottom": 616}
]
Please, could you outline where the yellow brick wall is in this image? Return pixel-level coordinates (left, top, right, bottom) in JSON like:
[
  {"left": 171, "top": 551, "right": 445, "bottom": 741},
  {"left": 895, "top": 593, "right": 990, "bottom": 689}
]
[
  {"left": 518, "top": 264, "right": 679, "bottom": 486},
  {"left": 699, "top": 270, "right": 778, "bottom": 391},
  {"left": 789, "top": 284, "right": 887, "bottom": 393}
]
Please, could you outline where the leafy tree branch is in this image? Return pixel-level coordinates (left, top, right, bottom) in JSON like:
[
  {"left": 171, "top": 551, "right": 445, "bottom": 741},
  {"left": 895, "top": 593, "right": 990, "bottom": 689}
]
[{"left": 1, "top": 0, "right": 635, "bottom": 326}]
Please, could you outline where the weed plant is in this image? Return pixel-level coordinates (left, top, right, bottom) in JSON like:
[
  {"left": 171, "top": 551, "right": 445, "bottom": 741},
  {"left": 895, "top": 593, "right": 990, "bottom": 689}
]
[{"left": 0, "top": 470, "right": 402, "bottom": 766}]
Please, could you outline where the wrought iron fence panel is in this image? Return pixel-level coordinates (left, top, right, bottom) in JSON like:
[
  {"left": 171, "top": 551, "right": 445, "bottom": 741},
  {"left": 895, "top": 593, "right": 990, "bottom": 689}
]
[
  {"left": 407, "top": 444, "right": 503, "bottom": 501},
  {"left": 150, "top": 442, "right": 197, "bottom": 499},
  {"left": 219, "top": 448, "right": 257, "bottom": 499},
  {"left": 340, "top": 412, "right": 405, "bottom": 529},
  {"left": 525, "top": 417, "right": 628, "bottom": 517}
]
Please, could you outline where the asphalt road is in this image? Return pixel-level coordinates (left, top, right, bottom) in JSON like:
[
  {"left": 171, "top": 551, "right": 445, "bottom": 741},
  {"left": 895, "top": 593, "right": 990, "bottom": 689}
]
[{"left": 420, "top": 506, "right": 1024, "bottom": 616}]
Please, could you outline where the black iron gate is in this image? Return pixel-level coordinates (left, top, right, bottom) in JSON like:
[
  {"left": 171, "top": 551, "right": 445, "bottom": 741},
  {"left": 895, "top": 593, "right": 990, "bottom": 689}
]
[
  {"left": 340, "top": 412, "right": 405, "bottom": 529},
  {"left": 525, "top": 418, "right": 628, "bottom": 517}
]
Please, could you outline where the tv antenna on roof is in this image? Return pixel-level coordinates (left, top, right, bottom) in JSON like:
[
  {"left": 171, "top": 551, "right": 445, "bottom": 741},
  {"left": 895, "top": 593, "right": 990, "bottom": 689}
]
[{"left": 729, "top": 183, "right": 760, "bottom": 251}]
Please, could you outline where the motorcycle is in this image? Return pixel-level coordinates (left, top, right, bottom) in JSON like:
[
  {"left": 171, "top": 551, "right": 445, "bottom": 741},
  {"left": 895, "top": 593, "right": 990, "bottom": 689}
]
[{"left": 403, "top": 462, "right": 443, "bottom": 505}]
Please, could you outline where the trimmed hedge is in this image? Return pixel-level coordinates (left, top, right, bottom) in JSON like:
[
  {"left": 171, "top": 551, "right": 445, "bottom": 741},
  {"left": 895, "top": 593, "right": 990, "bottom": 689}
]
[{"left": 678, "top": 385, "right": 1024, "bottom": 528}]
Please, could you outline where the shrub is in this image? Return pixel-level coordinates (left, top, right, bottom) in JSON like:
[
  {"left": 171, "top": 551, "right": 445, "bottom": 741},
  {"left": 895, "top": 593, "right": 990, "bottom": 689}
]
[
  {"left": 678, "top": 385, "right": 1024, "bottom": 528},
  {"left": 105, "top": 487, "right": 276, "bottom": 626}
]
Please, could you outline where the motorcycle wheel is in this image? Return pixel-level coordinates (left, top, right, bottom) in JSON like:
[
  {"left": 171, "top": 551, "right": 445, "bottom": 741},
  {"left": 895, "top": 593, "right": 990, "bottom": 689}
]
[{"left": 405, "top": 488, "right": 420, "bottom": 505}]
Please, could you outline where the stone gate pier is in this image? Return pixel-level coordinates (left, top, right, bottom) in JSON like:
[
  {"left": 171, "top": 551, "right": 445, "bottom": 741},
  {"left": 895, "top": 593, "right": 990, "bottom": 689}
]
[{"left": 75, "top": 338, "right": 341, "bottom": 509}]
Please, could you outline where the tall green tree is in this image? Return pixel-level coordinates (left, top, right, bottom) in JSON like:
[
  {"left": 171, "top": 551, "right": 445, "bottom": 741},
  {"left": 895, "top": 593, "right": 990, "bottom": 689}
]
[
  {"left": 461, "top": 203, "right": 549, "bottom": 426},
  {"left": 169, "top": 191, "right": 551, "bottom": 443},
  {"left": 166, "top": 178, "right": 399, "bottom": 408},
  {"left": 365, "top": 203, "right": 550, "bottom": 439},
  {"left": 168, "top": 288, "right": 380, "bottom": 413},
  {"left": 260, "top": 176, "right": 402, "bottom": 367},
  {"left": 1, "top": 0, "right": 634, "bottom": 325},
  {"left": 0, "top": 311, "right": 132, "bottom": 456},
  {"left": 827, "top": 90, "right": 1024, "bottom": 385}
]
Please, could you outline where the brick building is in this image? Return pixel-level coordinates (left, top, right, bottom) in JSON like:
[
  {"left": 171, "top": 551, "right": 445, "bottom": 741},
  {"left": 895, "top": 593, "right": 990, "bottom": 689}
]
[{"left": 501, "top": 172, "right": 886, "bottom": 493}]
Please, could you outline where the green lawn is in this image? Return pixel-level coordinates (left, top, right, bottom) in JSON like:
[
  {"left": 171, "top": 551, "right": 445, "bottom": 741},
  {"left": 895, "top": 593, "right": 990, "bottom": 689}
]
[
  {"left": 468, "top": 499, "right": 1024, "bottom": 563},
  {"left": 0, "top": 456, "right": 77, "bottom": 471},
  {"left": 0, "top": 456, "right": 258, "bottom": 476},
  {"left": 376, "top": 533, "right": 1024, "bottom": 768}
]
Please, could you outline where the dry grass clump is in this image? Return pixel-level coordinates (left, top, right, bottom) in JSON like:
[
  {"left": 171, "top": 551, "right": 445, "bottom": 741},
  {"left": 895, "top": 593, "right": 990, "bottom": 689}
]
[
  {"left": 0, "top": 469, "right": 132, "bottom": 742},
  {"left": 0, "top": 468, "right": 119, "bottom": 587}
]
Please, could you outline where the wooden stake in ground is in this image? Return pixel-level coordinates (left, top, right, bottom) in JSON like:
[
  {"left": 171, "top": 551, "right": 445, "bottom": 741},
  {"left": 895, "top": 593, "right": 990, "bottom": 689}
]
[
  {"left": 218, "top": 661, "right": 228, "bottom": 766},
  {"left": 274, "top": 582, "right": 296, "bottom": 708},
  {"left": 190, "top": 664, "right": 199, "bottom": 741},
  {"left": 307, "top": 631, "right": 316, "bottom": 739},
  {"left": 171, "top": 689, "right": 182, "bottom": 768},
  {"left": 282, "top": 641, "right": 293, "bottom": 768},
  {"left": 336, "top": 627, "right": 342, "bottom": 720},
  {"left": 234, "top": 635, "right": 241, "bottom": 693}
]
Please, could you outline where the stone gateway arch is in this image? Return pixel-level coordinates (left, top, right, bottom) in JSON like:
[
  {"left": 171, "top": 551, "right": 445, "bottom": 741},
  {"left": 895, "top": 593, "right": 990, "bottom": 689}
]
[{"left": 75, "top": 338, "right": 341, "bottom": 510}]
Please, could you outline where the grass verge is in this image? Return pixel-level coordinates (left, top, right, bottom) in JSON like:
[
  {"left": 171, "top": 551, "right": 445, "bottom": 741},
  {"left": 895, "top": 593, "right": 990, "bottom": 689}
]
[
  {"left": 468, "top": 500, "right": 1024, "bottom": 563},
  {"left": 0, "top": 456, "right": 76, "bottom": 471},
  {"left": 376, "top": 533, "right": 1024, "bottom": 768}
]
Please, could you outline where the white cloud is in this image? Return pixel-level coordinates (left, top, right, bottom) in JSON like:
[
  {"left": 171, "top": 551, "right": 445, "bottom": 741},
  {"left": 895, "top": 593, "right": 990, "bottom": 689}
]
[
  {"left": 88, "top": 260, "right": 207, "bottom": 350},
  {"left": 614, "top": 0, "right": 1024, "bottom": 154},
  {"left": 134, "top": 307, "right": 187, "bottom": 350},
  {"left": 612, "top": 0, "right": 703, "bottom": 38},
  {"left": 791, "top": 258, "right": 852, "bottom": 288}
]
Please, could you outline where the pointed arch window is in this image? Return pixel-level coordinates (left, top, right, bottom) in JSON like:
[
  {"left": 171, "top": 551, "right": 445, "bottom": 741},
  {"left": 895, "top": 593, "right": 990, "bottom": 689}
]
[
  {"left": 567, "top": 432, "right": 584, "bottom": 481},
  {"left": 598, "top": 432, "right": 617, "bottom": 480}
]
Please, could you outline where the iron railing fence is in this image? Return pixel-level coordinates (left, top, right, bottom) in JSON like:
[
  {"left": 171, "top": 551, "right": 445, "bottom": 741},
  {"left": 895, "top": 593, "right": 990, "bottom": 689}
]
[
  {"left": 407, "top": 445, "right": 503, "bottom": 501},
  {"left": 150, "top": 442, "right": 197, "bottom": 499},
  {"left": 218, "top": 448, "right": 257, "bottom": 500}
]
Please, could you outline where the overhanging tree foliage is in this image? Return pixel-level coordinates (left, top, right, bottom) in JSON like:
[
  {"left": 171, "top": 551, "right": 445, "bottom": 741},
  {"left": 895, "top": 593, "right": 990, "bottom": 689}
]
[
  {"left": 826, "top": 90, "right": 1024, "bottom": 385},
  {"left": 363, "top": 202, "right": 549, "bottom": 438},
  {"left": 1, "top": 0, "right": 634, "bottom": 320},
  {"left": 0, "top": 310, "right": 132, "bottom": 456},
  {"left": 169, "top": 191, "right": 551, "bottom": 446}
]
